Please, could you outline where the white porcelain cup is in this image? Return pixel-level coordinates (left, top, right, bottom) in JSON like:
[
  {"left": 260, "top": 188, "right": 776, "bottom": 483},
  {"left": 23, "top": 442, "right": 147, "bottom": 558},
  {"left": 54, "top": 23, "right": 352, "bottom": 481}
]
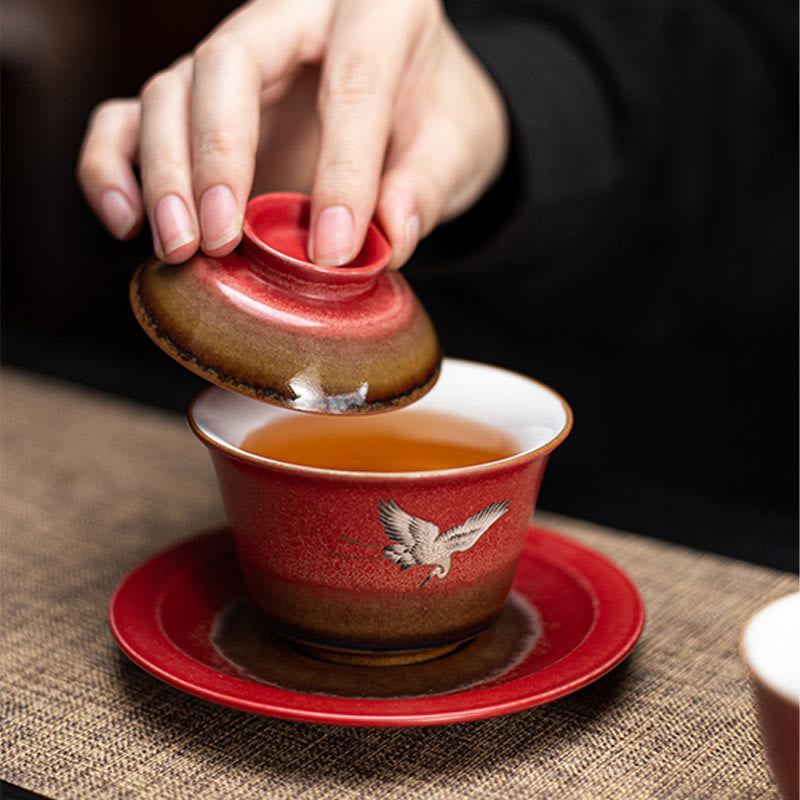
[{"left": 741, "top": 592, "right": 800, "bottom": 799}]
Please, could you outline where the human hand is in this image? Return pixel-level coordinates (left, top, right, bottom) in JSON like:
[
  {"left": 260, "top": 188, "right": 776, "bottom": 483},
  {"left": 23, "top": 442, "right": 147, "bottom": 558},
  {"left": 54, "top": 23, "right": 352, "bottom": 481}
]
[{"left": 77, "top": 0, "right": 508, "bottom": 269}]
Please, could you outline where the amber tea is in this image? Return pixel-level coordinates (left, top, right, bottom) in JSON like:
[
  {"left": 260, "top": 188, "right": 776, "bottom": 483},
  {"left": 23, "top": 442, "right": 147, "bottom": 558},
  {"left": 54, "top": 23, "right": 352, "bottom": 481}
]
[
  {"left": 190, "top": 358, "right": 572, "bottom": 667},
  {"left": 240, "top": 409, "right": 520, "bottom": 472}
]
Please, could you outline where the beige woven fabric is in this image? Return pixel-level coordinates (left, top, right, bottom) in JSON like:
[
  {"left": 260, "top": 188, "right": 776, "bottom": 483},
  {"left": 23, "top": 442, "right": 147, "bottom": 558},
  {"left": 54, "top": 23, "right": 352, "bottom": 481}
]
[{"left": 1, "top": 367, "right": 795, "bottom": 800}]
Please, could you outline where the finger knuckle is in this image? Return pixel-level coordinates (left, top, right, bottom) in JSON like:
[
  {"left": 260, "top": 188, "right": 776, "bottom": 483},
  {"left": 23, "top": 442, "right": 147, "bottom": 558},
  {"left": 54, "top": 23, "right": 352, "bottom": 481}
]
[
  {"left": 76, "top": 152, "right": 106, "bottom": 187},
  {"left": 138, "top": 153, "right": 185, "bottom": 194},
  {"left": 89, "top": 98, "right": 129, "bottom": 127},
  {"left": 193, "top": 31, "right": 247, "bottom": 68},
  {"left": 321, "top": 56, "right": 380, "bottom": 107},
  {"left": 140, "top": 69, "right": 176, "bottom": 101},
  {"left": 169, "top": 54, "right": 194, "bottom": 78},
  {"left": 194, "top": 129, "right": 239, "bottom": 162},
  {"left": 319, "top": 154, "right": 363, "bottom": 185}
]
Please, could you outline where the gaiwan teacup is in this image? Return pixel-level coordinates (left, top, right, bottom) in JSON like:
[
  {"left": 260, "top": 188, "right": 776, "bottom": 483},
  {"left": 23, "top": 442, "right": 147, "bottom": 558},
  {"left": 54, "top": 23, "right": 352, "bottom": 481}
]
[{"left": 190, "top": 358, "right": 572, "bottom": 666}]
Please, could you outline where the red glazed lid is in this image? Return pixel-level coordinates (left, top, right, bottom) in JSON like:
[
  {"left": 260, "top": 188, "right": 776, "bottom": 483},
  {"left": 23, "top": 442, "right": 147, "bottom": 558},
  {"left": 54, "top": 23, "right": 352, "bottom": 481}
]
[{"left": 130, "top": 193, "right": 441, "bottom": 413}]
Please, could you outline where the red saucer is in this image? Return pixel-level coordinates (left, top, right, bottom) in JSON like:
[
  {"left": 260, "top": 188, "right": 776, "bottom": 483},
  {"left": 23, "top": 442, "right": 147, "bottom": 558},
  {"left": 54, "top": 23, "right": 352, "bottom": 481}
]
[{"left": 109, "top": 525, "right": 644, "bottom": 727}]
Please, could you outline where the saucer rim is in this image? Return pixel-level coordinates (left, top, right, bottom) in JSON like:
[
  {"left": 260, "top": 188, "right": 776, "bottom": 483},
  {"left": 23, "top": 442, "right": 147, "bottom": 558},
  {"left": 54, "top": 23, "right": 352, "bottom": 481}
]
[{"left": 109, "top": 524, "right": 645, "bottom": 727}]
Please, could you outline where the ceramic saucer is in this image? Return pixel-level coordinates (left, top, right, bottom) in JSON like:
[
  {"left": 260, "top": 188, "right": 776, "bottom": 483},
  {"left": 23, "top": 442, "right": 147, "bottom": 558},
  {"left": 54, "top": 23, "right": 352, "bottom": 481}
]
[{"left": 109, "top": 525, "right": 644, "bottom": 727}]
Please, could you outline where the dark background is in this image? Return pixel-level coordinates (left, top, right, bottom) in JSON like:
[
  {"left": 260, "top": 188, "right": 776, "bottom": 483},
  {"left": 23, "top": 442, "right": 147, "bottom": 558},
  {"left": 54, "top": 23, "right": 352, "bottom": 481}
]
[{"left": 2, "top": 0, "right": 797, "bottom": 571}]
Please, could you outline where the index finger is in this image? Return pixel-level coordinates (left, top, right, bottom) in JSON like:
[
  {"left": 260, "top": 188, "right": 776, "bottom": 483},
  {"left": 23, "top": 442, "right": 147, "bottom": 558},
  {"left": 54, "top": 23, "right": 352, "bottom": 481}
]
[
  {"left": 189, "top": 0, "right": 333, "bottom": 256},
  {"left": 310, "top": 0, "right": 429, "bottom": 266}
]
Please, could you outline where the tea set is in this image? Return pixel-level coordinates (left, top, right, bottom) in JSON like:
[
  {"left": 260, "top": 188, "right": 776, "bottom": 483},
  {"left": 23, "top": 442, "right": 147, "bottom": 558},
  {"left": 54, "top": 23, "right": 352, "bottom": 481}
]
[{"left": 111, "top": 192, "right": 646, "bottom": 725}]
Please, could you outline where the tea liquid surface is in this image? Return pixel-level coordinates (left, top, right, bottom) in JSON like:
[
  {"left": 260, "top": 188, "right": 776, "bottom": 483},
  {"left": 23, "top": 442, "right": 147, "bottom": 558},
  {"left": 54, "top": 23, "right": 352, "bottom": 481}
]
[{"left": 240, "top": 410, "right": 520, "bottom": 471}]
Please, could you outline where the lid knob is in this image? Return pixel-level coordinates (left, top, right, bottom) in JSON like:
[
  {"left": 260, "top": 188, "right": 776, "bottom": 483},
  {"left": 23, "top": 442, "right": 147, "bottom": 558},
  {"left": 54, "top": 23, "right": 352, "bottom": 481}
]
[{"left": 240, "top": 194, "right": 389, "bottom": 300}]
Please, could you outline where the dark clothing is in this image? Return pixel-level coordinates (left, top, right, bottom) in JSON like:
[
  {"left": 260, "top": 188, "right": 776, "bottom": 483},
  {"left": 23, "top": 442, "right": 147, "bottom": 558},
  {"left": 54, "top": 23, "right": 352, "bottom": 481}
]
[{"left": 399, "top": 1, "right": 799, "bottom": 566}]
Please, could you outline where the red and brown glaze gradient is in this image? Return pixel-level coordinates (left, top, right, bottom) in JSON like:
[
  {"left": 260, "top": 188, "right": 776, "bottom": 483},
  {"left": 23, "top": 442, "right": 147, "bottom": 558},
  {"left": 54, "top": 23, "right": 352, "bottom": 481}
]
[{"left": 130, "top": 193, "right": 441, "bottom": 414}]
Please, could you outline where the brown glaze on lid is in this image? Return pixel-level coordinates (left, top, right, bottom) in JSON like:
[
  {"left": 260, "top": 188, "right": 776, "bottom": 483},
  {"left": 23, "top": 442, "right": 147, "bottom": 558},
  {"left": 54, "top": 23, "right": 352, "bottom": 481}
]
[{"left": 130, "top": 193, "right": 441, "bottom": 413}]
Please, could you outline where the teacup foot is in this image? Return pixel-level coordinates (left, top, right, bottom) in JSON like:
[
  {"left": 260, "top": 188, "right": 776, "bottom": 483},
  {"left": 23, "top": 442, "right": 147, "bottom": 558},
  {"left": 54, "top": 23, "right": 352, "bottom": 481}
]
[{"left": 284, "top": 636, "right": 474, "bottom": 667}]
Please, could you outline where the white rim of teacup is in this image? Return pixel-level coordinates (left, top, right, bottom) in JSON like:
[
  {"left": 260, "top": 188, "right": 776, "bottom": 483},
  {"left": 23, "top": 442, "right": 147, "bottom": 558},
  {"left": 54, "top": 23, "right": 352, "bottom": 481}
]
[
  {"left": 188, "top": 357, "right": 573, "bottom": 479},
  {"left": 740, "top": 592, "right": 800, "bottom": 706}
]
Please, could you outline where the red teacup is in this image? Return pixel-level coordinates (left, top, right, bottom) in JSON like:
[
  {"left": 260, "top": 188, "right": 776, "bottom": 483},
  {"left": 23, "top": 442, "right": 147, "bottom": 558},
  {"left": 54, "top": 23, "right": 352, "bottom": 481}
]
[{"left": 190, "top": 358, "right": 572, "bottom": 666}]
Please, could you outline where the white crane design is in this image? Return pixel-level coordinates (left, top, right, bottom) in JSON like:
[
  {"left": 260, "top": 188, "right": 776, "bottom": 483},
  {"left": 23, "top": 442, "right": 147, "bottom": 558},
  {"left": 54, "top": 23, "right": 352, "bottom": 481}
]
[{"left": 378, "top": 499, "right": 511, "bottom": 587}]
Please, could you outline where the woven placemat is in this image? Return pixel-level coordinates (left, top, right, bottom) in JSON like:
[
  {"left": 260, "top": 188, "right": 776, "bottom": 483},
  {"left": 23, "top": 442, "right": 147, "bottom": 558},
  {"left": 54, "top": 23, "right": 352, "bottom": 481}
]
[{"left": 1, "top": 368, "right": 795, "bottom": 800}]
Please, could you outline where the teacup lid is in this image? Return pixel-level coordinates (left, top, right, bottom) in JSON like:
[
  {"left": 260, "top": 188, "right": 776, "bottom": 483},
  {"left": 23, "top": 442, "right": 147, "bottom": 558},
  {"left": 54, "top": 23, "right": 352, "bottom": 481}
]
[{"left": 130, "top": 193, "right": 441, "bottom": 414}]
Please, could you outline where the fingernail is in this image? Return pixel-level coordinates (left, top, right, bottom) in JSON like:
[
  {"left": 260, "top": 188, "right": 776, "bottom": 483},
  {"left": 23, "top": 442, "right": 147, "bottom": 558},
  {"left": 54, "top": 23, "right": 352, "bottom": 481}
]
[
  {"left": 199, "top": 185, "right": 240, "bottom": 252},
  {"left": 100, "top": 189, "right": 137, "bottom": 239},
  {"left": 312, "top": 205, "right": 354, "bottom": 266},
  {"left": 155, "top": 194, "right": 195, "bottom": 256}
]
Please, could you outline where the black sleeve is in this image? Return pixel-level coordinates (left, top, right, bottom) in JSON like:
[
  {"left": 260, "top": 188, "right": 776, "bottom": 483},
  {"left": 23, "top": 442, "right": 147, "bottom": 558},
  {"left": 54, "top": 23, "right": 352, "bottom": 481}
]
[
  {"left": 404, "top": 1, "right": 797, "bottom": 547},
  {"left": 411, "top": 0, "right": 796, "bottom": 296}
]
